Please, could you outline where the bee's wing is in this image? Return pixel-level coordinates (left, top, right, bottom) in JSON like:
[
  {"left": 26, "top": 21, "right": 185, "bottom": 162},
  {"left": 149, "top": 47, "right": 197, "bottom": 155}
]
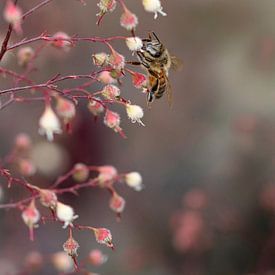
[
  {"left": 165, "top": 74, "right": 173, "bottom": 108},
  {"left": 171, "top": 55, "right": 183, "bottom": 71}
]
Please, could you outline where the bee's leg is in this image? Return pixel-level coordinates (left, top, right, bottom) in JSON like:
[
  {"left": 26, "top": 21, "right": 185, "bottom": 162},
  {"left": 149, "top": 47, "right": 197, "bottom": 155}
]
[{"left": 126, "top": 61, "right": 142, "bottom": 66}]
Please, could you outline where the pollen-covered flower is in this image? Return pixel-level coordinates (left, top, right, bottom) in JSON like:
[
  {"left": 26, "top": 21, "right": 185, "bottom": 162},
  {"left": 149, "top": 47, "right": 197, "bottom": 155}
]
[
  {"left": 97, "top": 71, "right": 117, "bottom": 84},
  {"left": 125, "top": 172, "right": 144, "bottom": 191},
  {"left": 93, "top": 228, "right": 113, "bottom": 249},
  {"left": 142, "top": 0, "right": 167, "bottom": 19},
  {"left": 92, "top": 52, "right": 109, "bottom": 67},
  {"left": 72, "top": 163, "right": 89, "bottom": 182},
  {"left": 17, "top": 47, "right": 34, "bottom": 67},
  {"left": 97, "top": 0, "right": 117, "bottom": 14},
  {"left": 39, "top": 105, "right": 62, "bottom": 141},
  {"left": 3, "top": 0, "right": 23, "bottom": 34},
  {"left": 21, "top": 199, "right": 40, "bottom": 241},
  {"left": 108, "top": 46, "right": 125, "bottom": 70},
  {"left": 101, "top": 84, "right": 120, "bottom": 100},
  {"left": 120, "top": 7, "right": 138, "bottom": 31},
  {"left": 109, "top": 193, "right": 126, "bottom": 214},
  {"left": 104, "top": 110, "right": 121, "bottom": 131},
  {"left": 52, "top": 32, "right": 71, "bottom": 51},
  {"left": 56, "top": 202, "right": 78, "bottom": 228},
  {"left": 88, "top": 98, "right": 104, "bottom": 116},
  {"left": 39, "top": 189, "right": 58, "bottom": 209},
  {"left": 126, "top": 104, "right": 145, "bottom": 126},
  {"left": 88, "top": 249, "right": 108, "bottom": 266},
  {"left": 125, "top": 37, "right": 143, "bottom": 52},
  {"left": 63, "top": 236, "right": 80, "bottom": 257},
  {"left": 55, "top": 97, "right": 76, "bottom": 123}
]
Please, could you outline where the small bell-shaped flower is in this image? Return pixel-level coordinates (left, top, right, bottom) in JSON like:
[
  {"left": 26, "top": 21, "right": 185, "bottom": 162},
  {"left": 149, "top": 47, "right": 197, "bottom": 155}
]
[
  {"left": 125, "top": 172, "right": 144, "bottom": 191},
  {"left": 56, "top": 202, "right": 78, "bottom": 228},
  {"left": 3, "top": 0, "right": 23, "bottom": 34},
  {"left": 142, "top": 0, "right": 167, "bottom": 19},
  {"left": 126, "top": 104, "right": 145, "bottom": 126},
  {"left": 93, "top": 228, "right": 113, "bottom": 249},
  {"left": 120, "top": 6, "right": 138, "bottom": 31},
  {"left": 109, "top": 192, "right": 126, "bottom": 214}
]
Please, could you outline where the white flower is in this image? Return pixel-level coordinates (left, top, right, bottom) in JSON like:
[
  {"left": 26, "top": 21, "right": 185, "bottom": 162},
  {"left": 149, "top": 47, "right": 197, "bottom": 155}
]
[
  {"left": 125, "top": 172, "right": 143, "bottom": 191},
  {"left": 142, "top": 0, "right": 167, "bottom": 19},
  {"left": 56, "top": 202, "right": 78, "bottom": 228},
  {"left": 126, "top": 104, "right": 145, "bottom": 126},
  {"left": 125, "top": 37, "right": 143, "bottom": 52},
  {"left": 39, "top": 105, "right": 62, "bottom": 141}
]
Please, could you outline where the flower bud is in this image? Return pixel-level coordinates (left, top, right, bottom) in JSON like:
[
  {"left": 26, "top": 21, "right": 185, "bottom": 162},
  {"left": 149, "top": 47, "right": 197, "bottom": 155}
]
[
  {"left": 39, "top": 189, "right": 58, "bottom": 209},
  {"left": 17, "top": 47, "right": 34, "bottom": 67},
  {"left": 92, "top": 52, "right": 109, "bottom": 67},
  {"left": 14, "top": 133, "right": 32, "bottom": 151},
  {"left": 142, "top": 0, "right": 167, "bottom": 19},
  {"left": 98, "top": 165, "right": 118, "bottom": 186},
  {"left": 63, "top": 236, "right": 80, "bottom": 257},
  {"left": 125, "top": 37, "right": 143, "bottom": 52},
  {"left": 120, "top": 7, "right": 138, "bottom": 31},
  {"left": 39, "top": 105, "right": 62, "bottom": 141},
  {"left": 18, "top": 159, "right": 36, "bottom": 177},
  {"left": 104, "top": 110, "right": 121, "bottom": 131},
  {"left": 72, "top": 163, "right": 89, "bottom": 182},
  {"left": 126, "top": 104, "right": 145, "bottom": 126},
  {"left": 93, "top": 228, "right": 113, "bottom": 249},
  {"left": 97, "top": 71, "right": 117, "bottom": 84},
  {"left": 55, "top": 96, "right": 76, "bottom": 122},
  {"left": 109, "top": 193, "right": 126, "bottom": 214},
  {"left": 52, "top": 32, "right": 71, "bottom": 51},
  {"left": 108, "top": 47, "right": 125, "bottom": 70},
  {"left": 125, "top": 172, "right": 143, "bottom": 191},
  {"left": 88, "top": 98, "right": 104, "bottom": 116},
  {"left": 4, "top": 1, "right": 23, "bottom": 34},
  {"left": 101, "top": 84, "right": 120, "bottom": 100},
  {"left": 56, "top": 202, "right": 78, "bottom": 228},
  {"left": 21, "top": 199, "right": 40, "bottom": 241},
  {"left": 88, "top": 249, "right": 108, "bottom": 266},
  {"left": 52, "top": 252, "right": 73, "bottom": 272}
]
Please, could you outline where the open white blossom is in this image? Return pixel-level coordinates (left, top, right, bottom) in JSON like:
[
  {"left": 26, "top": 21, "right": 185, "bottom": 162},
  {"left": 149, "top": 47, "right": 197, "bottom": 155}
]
[
  {"left": 142, "top": 0, "right": 167, "bottom": 19},
  {"left": 125, "top": 172, "right": 144, "bottom": 191},
  {"left": 125, "top": 37, "right": 143, "bottom": 52},
  {"left": 39, "top": 105, "right": 62, "bottom": 141},
  {"left": 56, "top": 202, "right": 78, "bottom": 228},
  {"left": 126, "top": 104, "right": 145, "bottom": 126}
]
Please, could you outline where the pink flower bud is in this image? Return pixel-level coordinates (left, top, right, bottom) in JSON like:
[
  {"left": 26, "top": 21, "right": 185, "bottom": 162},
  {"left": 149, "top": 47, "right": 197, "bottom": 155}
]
[
  {"left": 72, "top": 163, "right": 89, "bottom": 182},
  {"left": 93, "top": 228, "right": 113, "bottom": 249},
  {"left": 108, "top": 46, "right": 125, "bottom": 70},
  {"left": 120, "top": 7, "right": 138, "bottom": 31},
  {"left": 98, "top": 165, "right": 118, "bottom": 186},
  {"left": 101, "top": 84, "right": 120, "bottom": 100},
  {"left": 109, "top": 193, "right": 126, "bottom": 214},
  {"left": 131, "top": 72, "right": 147, "bottom": 89},
  {"left": 55, "top": 97, "right": 76, "bottom": 122},
  {"left": 142, "top": 0, "right": 167, "bottom": 19},
  {"left": 17, "top": 47, "right": 34, "bottom": 67},
  {"left": 3, "top": 1, "right": 23, "bottom": 34},
  {"left": 21, "top": 200, "right": 40, "bottom": 241},
  {"left": 97, "top": 71, "right": 117, "bottom": 84},
  {"left": 52, "top": 252, "right": 73, "bottom": 272},
  {"left": 88, "top": 98, "right": 104, "bottom": 116},
  {"left": 104, "top": 110, "right": 121, "bottom": 131},
  {"left": 56, "top": 202, "right": 78, "bottom": 228},
  {"left": 18, "top": 159, "right": 36, "bottom": 177},
  {"left": 52, "top": 32, "right": 71, "bottom": 51},
  {"left": 39, "top": 189, "right": 58, "bottom": 209},
  {"left": 92, "top": 52, "right": 109, "bottom": 67},
  {"left": 39, "top": 105, "right": 62, "bottom": 141},
  {"left": 14, "top": 133, "right": 32, "bottom": 151},
  {"left": 88, "top": 249, "right": 108, "bottom": 266},
  {"left": 63, "top": 236, "right": 80, "bottom": 257}
]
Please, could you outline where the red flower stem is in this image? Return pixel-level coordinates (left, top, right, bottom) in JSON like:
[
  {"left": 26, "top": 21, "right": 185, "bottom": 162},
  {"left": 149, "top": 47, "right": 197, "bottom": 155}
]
[{"left": 21, "top": 0, "right": 54, "bottom": 20}]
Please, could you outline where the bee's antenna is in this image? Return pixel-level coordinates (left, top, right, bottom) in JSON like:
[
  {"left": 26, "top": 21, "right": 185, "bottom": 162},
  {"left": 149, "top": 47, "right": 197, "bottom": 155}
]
[{"left": 151, "top": 32, "right": 160, "bottom": 42}]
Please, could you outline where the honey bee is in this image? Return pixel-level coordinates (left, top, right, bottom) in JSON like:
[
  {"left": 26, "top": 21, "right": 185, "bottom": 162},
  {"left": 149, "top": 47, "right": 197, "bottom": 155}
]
[{"left": 135, "top": 32, "right": 181, "bottom": 107}]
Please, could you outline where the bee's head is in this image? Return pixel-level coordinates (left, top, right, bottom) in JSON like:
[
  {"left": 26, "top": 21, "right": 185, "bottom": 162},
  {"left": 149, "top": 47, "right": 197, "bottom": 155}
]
[{"left": 141, "top": 32, "right": 163, "bottom": 58}]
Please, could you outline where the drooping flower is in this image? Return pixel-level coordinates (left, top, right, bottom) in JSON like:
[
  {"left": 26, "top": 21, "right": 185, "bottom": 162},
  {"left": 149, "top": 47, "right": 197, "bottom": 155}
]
[
  {"left": 126, "top": 104, "right": 145, "bottom": 126},
  {"left": 101, "top": 84, "right": 120, "bottom": 100},
  {"left": 39, "top": 189, "right": 58, "bottom": 209},
  {"left": 39, "top": 105, "right": 62, "bottom": 141},
  {"left": 63, "top": 236, "right": 80, "bottom": 257},
  {"left": 52, "top": 32, "right": 71, "bottom": 51},
  {"left": 55, "top": 96, "right": 76, "bottom": 123},
  {"left": 125, "top": 37, "right": 143, "bottom": 52},
  {"left": 97, "top": 0, "right": 117, "bottom": 15},
  {"left": 125, "top": 172, "right": 144, "bottom": 191},
  {"left": 18, "top": 159, "right": 36, "bottom": 177},
  {"left": 142, "top": 0, "right": 167, "bottom": 19},
  {"left": 97, "top": 71, "right": 117, "bottom": 84},
  {"left": 104, "top": 110, "right": 121, "bottom": 132},
  {"left": 109, "top": 192, "right": 126, "bottom": 214},
  {"left": 72, "top": 163, "right": 89, "bottom": 182},
  {"left": 88, "top": 249, "right": 108, "bottom": 266},
  {"left": 56, "top": 202, "right": 78, "bottom": 228},
  {"left": 93, "top": 228, "right": 113, "bottom": 249},
  {"left": 88, "top": 98, "right": 104, "bottom": 116},
  {"left": 21, "top": 199, "right": 40, "bottom": 241},
  {"left": 98, "top": 165, "right": 118, "bottom": 186},
  {"left": 120, "top": 7, "right": 138, "bottom": 31},
  {"left": 92, "top": 52, "right": 109, "bottom": 67},
  {"left": 108, "top": 45, "right": 125, "bottom": 70},
  {"left": 130, "top": 71, "right": 147, "bottom": 89}
]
